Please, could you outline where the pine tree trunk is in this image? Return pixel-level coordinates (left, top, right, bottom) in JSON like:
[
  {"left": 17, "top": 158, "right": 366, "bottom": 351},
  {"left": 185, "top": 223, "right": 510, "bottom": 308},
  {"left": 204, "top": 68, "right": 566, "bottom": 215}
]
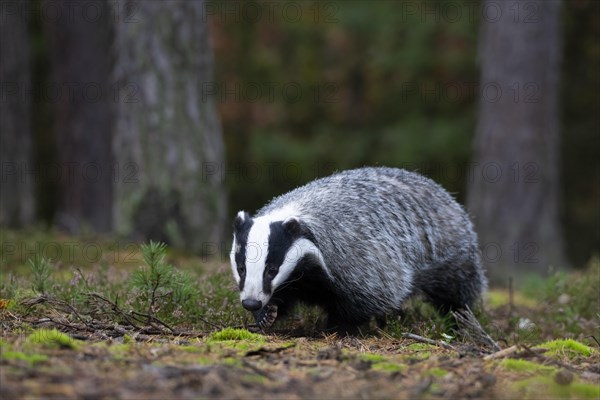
[
  {"left": 45, "top": 0, "right": 114, "bottom": 233},
  {"left": 0, "top": 8, "right": 35, "bottom": 227},
  {"left": 467, "top": 0, "right": 566, "bottom": 282},
  {"left": 110, "top": 0, "right": 226, "bottom": 252}
]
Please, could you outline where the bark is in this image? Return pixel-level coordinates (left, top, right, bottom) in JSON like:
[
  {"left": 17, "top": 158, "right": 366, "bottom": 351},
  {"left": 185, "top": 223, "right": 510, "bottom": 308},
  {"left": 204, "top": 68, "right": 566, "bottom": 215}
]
[
  {"left": 467, "top": 0, "right": 567, "bottom": 282},
  {"left": 110, "top": 0, "right": 226, "bottom": 252},
  {"left": 0, "top": 6, "right": 35, "bottom": 227},
  {"left": 45, "top": 0, "right": 114, "bottom": 233}
]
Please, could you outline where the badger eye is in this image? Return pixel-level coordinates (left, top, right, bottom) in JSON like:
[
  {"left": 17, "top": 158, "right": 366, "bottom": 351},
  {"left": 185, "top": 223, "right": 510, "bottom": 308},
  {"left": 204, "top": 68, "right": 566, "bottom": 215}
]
[
  {"left": 266, "top": 264, "right": 278, "bottom": 278},
  {"left": 237, "top": 264, "right": 245, "bottom": 276}
]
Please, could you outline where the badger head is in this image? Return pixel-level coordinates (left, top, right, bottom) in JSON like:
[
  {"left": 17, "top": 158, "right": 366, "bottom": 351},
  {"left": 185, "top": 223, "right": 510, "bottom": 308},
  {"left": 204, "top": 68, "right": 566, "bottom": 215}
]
[{"left": 230, "top": 210, "right": 326, "bottom": 328}]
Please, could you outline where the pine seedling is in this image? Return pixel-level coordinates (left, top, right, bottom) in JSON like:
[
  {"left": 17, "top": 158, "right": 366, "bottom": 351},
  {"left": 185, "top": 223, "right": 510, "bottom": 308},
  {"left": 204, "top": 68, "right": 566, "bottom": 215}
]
[
  {"left": 128, "top": 241, "right": 198, "bottom": 322},
  {"left": 28, "top": 256, "right": 53, "bottom": 294}
]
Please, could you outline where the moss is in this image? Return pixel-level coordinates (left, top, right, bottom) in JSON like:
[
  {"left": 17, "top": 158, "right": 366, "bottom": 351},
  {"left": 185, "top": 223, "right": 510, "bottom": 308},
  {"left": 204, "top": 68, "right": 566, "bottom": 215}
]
[
  {"left": 179, "top": 345, "right": 201, "bottom": 353},
  {"left": 207, "top": 328, "right": 264, "bottom": 343},
  {"left": 218, "top": 341, "right": 254, "bottom": 352},
  {"left": 486, "top": 289, "right": 538, "bottom": 308},
  {"left": 1, "top": 350, "right": 48, "bottom": 365},
  {"left": 372, "top": 362, "right": 407, "bottom": 373},
  {"left": 1, "top": 337, "right": 48, "bottom": 366},
  {"left": 360, "top": 353, "right": 386, "bottom": 363},
  {"left": 512, "top": 376, "right": 600, "bottom": 399},
  {"left": 426, "top": 367, "right": 449, "bottom": 377},
  {"left": 537, "top": 339, "right": 595, "bottom": 359},
  {"left": 194, "top": 356, "right": 214, "bottom": 365},
  {"left": 222, "top": 356, "right": 242, "bottom": 367},
  {"left": 403, "top": 343, "right": 433, "bottom": 360},
  {"left": 123, "top": 334, "right": 134, "bottom": 344},
  {"left": 108, "top": 343, "right": 133, "bottom": 359},
  {"left": 499, "top": 359, "right": 557, "bottom": 374},
  {"left": 26, "top": 329, "right": 78, "bottom": 350},
  {"left": 242, "top": 373, "right": 269, "bottom": 385},
  {"left": 406, "top": 343, "right": 436, "bottom": 351},
  {"left": 359, "top": 353, "right": 407, "bottom": 373}
]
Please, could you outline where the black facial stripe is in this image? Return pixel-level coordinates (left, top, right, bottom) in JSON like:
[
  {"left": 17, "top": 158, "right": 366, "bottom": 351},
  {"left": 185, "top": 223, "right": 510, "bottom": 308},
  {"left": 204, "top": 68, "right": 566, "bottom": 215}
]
[
  {"left": 233, "top": 216, "right": 254, "bottom": 291},
  {"left": 263, "top": 221, "right": 295, "bottom": 294}
]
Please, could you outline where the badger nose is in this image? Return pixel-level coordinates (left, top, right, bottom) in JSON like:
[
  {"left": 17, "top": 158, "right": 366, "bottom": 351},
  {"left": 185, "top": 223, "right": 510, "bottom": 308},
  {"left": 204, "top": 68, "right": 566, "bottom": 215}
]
[{"left": 242, "top": 299, "right": 262, "bottom": 311}]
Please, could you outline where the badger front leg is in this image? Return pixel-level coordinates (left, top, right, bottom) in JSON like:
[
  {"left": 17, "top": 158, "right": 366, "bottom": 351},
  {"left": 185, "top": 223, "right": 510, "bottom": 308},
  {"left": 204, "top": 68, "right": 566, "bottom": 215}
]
[{"left": 254, "top": 302, "right": 278, "bottom": 330}]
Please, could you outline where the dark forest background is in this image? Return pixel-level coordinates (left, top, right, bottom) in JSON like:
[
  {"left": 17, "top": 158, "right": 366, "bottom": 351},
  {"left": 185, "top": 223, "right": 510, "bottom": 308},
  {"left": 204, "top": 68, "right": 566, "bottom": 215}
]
[{"left": 1, "top": 0, "right": 598, "bottom": 283}]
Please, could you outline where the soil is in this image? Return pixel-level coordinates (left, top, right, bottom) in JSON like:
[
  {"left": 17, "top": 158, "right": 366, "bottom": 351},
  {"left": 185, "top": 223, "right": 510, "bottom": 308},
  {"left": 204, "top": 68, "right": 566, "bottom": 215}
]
[{"left": 1, "top": 317, "right": 599, "bottom": 400}]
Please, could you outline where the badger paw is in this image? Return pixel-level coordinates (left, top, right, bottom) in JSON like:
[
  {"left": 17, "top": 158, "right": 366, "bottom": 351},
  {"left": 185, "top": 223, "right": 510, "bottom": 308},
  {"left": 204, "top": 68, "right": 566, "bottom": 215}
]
[{"left": 255, "top": 303, "right": 278, "bottom": 330}]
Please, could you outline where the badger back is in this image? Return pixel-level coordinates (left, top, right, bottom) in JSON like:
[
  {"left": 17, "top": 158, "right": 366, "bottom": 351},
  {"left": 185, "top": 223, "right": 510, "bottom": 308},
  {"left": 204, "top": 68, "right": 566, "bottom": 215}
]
[{"left": 256, "top": 167, "right": 480, "bottom": 317}]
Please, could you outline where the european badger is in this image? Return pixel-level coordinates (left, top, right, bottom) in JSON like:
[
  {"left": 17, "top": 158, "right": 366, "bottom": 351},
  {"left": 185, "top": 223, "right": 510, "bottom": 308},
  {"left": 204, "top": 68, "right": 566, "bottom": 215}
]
[{"left": 230, "top": 167, "right": 486, "bottom": 332}]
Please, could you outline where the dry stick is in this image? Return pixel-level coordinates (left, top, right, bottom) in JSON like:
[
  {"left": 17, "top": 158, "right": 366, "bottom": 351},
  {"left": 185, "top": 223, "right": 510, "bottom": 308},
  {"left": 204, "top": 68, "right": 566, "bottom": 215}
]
[
  {"left": 88, "top": 293, "right": 142, "bottom": 330},
  {"left": 401, "top": 332, "right": 456, "bottom": 351},
  {"left": 130, "top": 310, "right": 174, "bottom": 333},
  {"left": 588, "top": 335, "right": 600, "bottom": 348},
  {"left": 483, "top": 345, "right": 519, "bottom": 361},
  {"left": 375, "top": 327, "right": 397, "bottom": 341},
  {"left": 23, "top": 295, "right": 93, "bottom": 329},
  {"left": 452, "top": 306, "right": 501, "bottom": 352},
  {"left": 197, "top": 316, "right": 224, "bottom": 330}
]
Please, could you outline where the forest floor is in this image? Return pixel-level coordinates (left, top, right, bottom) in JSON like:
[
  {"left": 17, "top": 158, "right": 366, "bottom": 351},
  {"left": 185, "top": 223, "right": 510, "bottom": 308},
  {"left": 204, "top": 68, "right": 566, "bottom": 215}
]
[{"left": 1, "top": 230, "right": 599, "bottom": 399}]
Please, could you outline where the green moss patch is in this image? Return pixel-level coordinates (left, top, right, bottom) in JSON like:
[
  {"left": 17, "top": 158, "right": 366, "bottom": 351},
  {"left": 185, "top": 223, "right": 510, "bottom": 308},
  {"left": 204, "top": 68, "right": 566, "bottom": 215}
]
[
  {"left": 207, "top": 328, "right": 264, "bottom": 343},
  {"left": 360, "top": 353, "right": 386, "bottom": 363},
  {"left": 512, "top": 376, "right": 600, "bottom": 399},
  {"left": 537, "top": 339, "right": 595, "bottom": 359},
  {"left": 372, "top": 362, "right": 407, "bottom": 373},
  {"left": 426, "top": 367, "right": 449, "bottom": 377},
  {"left": 486, "top": 289, "right": 538, "bottom": 308},
  {"left": 26, "top": 329, "right": 78, "bottom": 350},
  {"left": 107, "top": 343, "right": 134, "bottom": 359},
  {"left": 1, "top": 350, "right": 48, "bottom": 366},
  {"left": 406, "top": 343, "right": 436, "bottom": 351},
  {"left": 499, "top": 359, "right": 557, "bottom": 374},
  {"left": 359, "top": 353, "right": 407, "bottom": 373}
]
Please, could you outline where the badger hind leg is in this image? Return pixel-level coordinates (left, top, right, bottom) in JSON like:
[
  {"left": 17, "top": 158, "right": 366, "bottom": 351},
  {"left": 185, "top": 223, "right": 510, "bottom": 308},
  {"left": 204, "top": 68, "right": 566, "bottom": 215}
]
[
  {"left": 414, "top": 256, "right": 485, "bottom": 314},
  {"left": 324, "top": 308, "right": 368, "bottom": 336}
]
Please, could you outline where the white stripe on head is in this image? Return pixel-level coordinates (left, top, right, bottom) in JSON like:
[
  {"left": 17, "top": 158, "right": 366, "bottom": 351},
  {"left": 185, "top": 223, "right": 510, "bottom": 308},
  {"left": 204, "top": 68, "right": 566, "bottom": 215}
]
[
  {"left": 271, "top": 238, "right": 329, "bottom": 290},
  {"left": 240, "top": 204, "right": 300, "bottom": 304},
  {"left": 229, "top": 235, "right": 240, "bottom": 284},
  {"left": 240, "top": 215, "right": 272, "bottom": 304}
]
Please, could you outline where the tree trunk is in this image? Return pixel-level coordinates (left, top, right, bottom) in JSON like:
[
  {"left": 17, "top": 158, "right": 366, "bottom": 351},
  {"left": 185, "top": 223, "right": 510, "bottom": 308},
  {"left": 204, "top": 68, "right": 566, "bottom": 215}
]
[
  {"left": 0, "top": 7, "right": 35, "bottom": 227},
  {"left": 467, "top": 0, "right": 566, "bottom": 282},
  {"left": 110, "top": 0, "right": 226, "bottom": 253},
  {"left": 45, "top": 0, "right": 114, "bottom": 233}
]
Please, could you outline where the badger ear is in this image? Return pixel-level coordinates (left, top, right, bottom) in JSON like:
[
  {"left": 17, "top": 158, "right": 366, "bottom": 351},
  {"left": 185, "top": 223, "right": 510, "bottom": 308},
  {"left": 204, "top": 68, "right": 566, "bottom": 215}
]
[
  {"left": 282, "top": 216, "right": 304, "bottom": 237},
  {"left": 233, "top": 211, "right": 251, "bottom": 231}
]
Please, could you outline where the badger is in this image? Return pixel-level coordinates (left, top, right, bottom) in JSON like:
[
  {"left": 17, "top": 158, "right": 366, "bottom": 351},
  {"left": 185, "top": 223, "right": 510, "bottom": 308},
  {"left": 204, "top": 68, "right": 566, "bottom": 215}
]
[{"left": 230, "top": 167, "right": 486, "bottom": 333}]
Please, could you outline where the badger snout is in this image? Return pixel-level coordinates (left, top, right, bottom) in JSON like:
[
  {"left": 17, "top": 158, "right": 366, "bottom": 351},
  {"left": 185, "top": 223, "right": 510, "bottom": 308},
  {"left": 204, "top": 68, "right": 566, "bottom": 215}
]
[{"left": 241, "top": 299, "right": 262, "bottom": 311}]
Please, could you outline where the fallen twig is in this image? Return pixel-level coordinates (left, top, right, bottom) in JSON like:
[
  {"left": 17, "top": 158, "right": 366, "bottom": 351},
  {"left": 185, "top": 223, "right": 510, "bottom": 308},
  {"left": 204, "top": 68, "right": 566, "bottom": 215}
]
[
  {"left": 88, "top": 293, "right": 142, "bottom": 329},
  {"left": 401, "top": 332, "right": 456, "bottom": 351},
  {"left": 22, "top": 295, "right": 93, "bottom": 329},
  {"left": 131, "top": 310, "right": 174, "bottom": 333},
  {"left": 483, "top": 345, "right": 519, "bottom": 360}
]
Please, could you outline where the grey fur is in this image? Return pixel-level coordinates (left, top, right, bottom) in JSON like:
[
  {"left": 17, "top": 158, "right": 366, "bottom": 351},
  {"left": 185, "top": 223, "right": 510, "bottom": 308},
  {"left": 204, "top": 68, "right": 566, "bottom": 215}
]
[{"left": 236, "top": 167, "right": 487, "bottom": 329}]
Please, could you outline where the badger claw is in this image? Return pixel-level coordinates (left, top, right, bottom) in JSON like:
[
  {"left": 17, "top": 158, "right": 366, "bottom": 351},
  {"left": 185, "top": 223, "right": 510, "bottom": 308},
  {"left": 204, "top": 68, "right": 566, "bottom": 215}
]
[{"left": 255, "top": 303, "right": 278, "bottom": 330}]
